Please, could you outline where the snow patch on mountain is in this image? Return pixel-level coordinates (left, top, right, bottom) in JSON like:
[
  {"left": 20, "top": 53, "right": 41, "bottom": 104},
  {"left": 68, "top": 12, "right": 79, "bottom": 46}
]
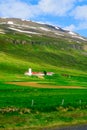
[
  {"left": 8, "top": 27, "right": 40, "bottom": 34},
  {"left": 17, "top": 24, "right": 37, "bottom": 29},
  {"left": 39, "top": 27, "right": 50, "bottom": 31},
  {"left": 7, "top": 21, "right": 14, "bottom": 25},
  {"left": 68, "top": 31, "right": 76, "bottom": 35},
  {"left": 55, "top": 33, "right": 64, "bottom": 36},
  {"left": 72, "top": 35, "right": 86, "bottom": 41},
  {"left": 55, "top": 26, "right": 60, "bottom": 30},
  {"left": 33, "top": 21, "right": 46, "bottom": 25},
  {"left": 24, "top": 26, "right": 36, "bottom": 29}
]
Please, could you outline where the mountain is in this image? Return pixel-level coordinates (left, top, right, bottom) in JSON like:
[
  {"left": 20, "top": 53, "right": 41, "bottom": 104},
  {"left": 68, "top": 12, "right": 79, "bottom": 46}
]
[
  {"left": 0, "top": 18, "right": 87, "bottom": 42},
  {"left": 0, "top": 18, "right": 87, "bottom": 80}
]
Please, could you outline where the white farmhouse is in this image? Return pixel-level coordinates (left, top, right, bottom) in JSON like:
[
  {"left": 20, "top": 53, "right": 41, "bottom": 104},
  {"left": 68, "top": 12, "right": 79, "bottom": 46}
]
[{"left": 24, "top": 68, "right": 54, "bottom": 76}]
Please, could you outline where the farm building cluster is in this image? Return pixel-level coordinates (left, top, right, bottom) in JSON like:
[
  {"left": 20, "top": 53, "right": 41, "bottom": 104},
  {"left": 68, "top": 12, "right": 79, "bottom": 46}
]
[{"left": 24, "top": 68, "right": 54, "bottom": 76}]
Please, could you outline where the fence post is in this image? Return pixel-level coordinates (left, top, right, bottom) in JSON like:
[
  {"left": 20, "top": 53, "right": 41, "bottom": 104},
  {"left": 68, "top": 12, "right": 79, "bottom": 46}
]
[
  {"left": 61, "top": 99, "right": 64, "bottom": 105},
  {"left": 31, "top": 99, "right": 34, "bottom": 107},
  {"left": 79, "top": 100, "right": 81, "bottom": 105}
]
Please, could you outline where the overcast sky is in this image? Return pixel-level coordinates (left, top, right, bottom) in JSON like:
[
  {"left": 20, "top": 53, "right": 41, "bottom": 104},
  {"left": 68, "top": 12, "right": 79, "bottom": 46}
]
[{"left": 0, "top": 0, "right": 87, "bottom": 37}]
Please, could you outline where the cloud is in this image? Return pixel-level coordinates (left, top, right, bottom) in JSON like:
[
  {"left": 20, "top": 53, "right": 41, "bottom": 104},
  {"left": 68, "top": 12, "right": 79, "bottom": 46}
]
[
  {"left": 72, "top": 5, "right": 87, "bottom": 21},
  {"left": 78, "top": 22, "right": 87, "bottom": 30},
  {"left": 0, "top": 0, "right": 82, "bottom": 19},
  {"left": 64, "top": 24, "right": 76, "bottom": 31},
  {"left": 70, "top": 5, "right": 87, "bottom": 31},
  {"left": 38, "top": 0, "right": 76, "bottom": 16},
  {"left": 64, "top": 22, "right": 87, "bottom": 32},
  {"left": 0, "top": 0, "right": 39, "bottom": 19},
  {"left": 0, "top": 0, "right": 86, "bottom": 32}
]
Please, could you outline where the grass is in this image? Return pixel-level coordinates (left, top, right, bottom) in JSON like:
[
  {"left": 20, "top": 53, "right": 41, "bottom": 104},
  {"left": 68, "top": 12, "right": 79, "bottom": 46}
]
[
  {"left": 0, "top": 33, "right": 87, "bottom": 78},
  {"left": 0, "top": 110, "right": 87, "bottom": 129},
  {"left": 0, "top": 82, "right": 87, "bottom": 110},
  {"left": 0, "top": 29, "right": 87, "bottom": 129},
  {"left": 0, "top": 82, "right": 87, "bottom": 129}
]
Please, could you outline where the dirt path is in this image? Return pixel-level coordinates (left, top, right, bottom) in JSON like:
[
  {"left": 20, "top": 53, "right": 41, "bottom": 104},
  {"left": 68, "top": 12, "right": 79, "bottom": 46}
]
[{"left": 7, "top": 82, "right": 85, "bottom": 89}]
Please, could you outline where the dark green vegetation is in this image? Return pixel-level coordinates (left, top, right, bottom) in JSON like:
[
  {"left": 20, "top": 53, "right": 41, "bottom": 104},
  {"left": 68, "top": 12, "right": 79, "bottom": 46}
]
[{"left": 0, "top": 82, "right": 87, "bottom": 129}]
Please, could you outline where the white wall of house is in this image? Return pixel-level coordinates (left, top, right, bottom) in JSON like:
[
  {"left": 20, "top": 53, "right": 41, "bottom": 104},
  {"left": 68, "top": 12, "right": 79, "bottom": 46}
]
[{"left": 25, "top": 68, "right": 32, "bottom": 76}]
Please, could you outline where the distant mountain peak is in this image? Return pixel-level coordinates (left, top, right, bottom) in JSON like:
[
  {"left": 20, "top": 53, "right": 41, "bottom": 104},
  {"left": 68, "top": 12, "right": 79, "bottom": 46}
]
[{"left": 0, "top": 17, "right": 87, "bottom": 42}]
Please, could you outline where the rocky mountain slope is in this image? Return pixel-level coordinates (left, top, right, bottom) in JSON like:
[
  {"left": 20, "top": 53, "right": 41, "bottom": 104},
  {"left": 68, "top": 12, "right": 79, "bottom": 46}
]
[{"left": 0, "top": 18, "right": 87, "bottom": 42}]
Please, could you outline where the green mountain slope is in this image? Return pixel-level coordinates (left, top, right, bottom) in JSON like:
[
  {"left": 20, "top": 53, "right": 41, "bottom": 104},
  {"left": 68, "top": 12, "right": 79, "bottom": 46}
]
[{"left": 0, "top": 18, "right": 87, "bottom": 82}]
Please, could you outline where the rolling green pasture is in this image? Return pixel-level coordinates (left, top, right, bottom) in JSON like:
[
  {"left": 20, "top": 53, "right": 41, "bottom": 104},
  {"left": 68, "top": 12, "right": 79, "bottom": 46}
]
[
  {"left": 0, "top": 82, "right": 87, "bottom": 129},
  {"left": 0, "top": 82, "right": 87, "bottom": 110}
]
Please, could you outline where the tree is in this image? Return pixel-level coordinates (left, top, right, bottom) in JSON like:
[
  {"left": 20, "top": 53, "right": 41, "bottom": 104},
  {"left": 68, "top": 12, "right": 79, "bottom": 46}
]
[{"left": 43, "top": 71, "right": 47, "bottom": 76}]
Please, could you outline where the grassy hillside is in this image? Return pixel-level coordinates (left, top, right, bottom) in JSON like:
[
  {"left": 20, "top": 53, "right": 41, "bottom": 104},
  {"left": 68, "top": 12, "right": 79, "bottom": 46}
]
[
  {"left": 0, "top": 32, "right": 87, "bottom": 75},
  {"left": 0, "top": 30, "right": 87, "bottom": 85},
  {"left": 0, "top": 21, "right": 87, "bottom": 129}
]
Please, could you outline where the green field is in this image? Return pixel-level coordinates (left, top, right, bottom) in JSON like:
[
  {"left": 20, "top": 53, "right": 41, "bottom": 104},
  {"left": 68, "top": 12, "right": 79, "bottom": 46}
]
[
  {"left": 0, "top": 28, "right": 87, "bottom": 129},
  {"left": 0, "top": 82, "right": 87, "bottom": 129}
]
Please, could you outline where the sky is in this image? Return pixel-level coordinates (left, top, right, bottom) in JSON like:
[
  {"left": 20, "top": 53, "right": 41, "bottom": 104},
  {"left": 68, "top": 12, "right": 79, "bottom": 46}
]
[{"left": 0, "top": 0, "right": 87, "bottom": 37}]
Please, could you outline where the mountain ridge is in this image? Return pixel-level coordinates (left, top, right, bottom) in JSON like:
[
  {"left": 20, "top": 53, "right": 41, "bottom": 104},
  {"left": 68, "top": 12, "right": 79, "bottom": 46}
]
[{"left": 0, "top": 18, "right": 87, "bottom": 42}]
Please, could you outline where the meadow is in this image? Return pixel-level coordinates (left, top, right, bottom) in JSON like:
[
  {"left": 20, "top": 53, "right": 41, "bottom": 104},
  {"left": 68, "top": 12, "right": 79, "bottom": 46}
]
[
  {"left": 0, "top": 31, "right": 87, "bottom": 129},
  {"left": 0, "top": 80, "right": 87, "bottom": 129}
]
